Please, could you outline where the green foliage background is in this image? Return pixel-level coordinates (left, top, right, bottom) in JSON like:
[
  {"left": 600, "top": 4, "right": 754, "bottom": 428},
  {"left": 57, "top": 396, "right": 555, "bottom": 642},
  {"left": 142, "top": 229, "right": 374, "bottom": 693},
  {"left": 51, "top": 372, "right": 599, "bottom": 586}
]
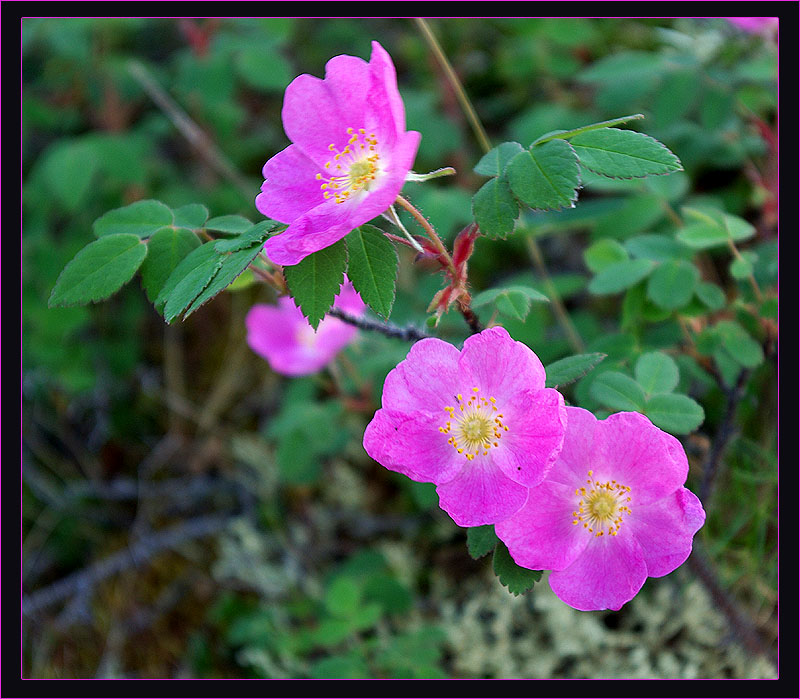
[{"left": 21, "top": 17, "right": 778, "bottom": 678}]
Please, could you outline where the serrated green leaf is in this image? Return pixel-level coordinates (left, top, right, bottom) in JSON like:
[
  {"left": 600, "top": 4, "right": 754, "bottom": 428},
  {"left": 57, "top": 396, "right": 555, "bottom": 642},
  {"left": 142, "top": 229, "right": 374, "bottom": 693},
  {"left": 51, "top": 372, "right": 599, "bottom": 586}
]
[
  {"left": 583, "top": 238, "right": 629, "bottom": 274},
  {"left": 214, "top": 220, "right": 278, "bottom": 253},
  {"left": 205, "top": 214, "right": 254, "bottom": 234},
  {"left": 645, "top": 393, "right": 705, "bottom": 434},
  {"left": 283, "top": 239, "right": 348, "bottom": 330},
  {"left": 93, "top": 199, "right": 174, "bottom": 239},
  {"left": 544, "top": 353, "right": 607, "bottom": 388},
  {"left": 49, "top": 234, "right": 148, "bottom": 307},
  {"left": 345, "top": 225, "right": 398, "bottom": 319},
  {"left": 472, "top": 177, "right": 519, "bottom": 238},
  {"left": 157, "top": 242, "right": 224, "bottom": 322},
  {"left": 467, "top": 525, "right": 499, "bottom": 559},
  {"left": 140, "top": 226, "right": 201, "bottom": 303},
  {"left": 492, "top": 542, "right": 542, "bottom": 596},
  {"left": 589, "top": 371, "right": 646, "bottom": 411},
  {"left": 533, "top": 114, "right": 645, "bottom": 145},
  {"left": 171, "top": 203, "right": 209, "bottom": 229},
  {"left": 635, "top": 352, "right": 680, "bottom": 395},
  {"left": 677, "top": 209, "right": 755, "bottom": 250},
  {"left": 646, "top": 259, "right": 699, "bottom": 310},
  {"left": 588, "top": 258, "right": 655, "bottom": 295},
  {"left": 506, "top": 139, "right": 580, "bottom": 211},
  {"left": 695, "top": 281, "right": 727, "bottom": 310},
  {"left": 184, "top": 244, "right": 263, "bottom": 318},
  {"left": 474, "top": 141, "right": 524, "bottom": 176},
  {"left": 569, "top": 128, "right": 682, "bottom": 178}
]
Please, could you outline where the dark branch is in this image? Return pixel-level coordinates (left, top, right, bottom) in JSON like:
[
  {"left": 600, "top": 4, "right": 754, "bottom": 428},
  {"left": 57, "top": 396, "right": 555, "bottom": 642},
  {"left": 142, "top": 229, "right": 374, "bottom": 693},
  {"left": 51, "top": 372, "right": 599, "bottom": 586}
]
[{"left": 327, "top": 307, "right": 432, "bottom": 342}]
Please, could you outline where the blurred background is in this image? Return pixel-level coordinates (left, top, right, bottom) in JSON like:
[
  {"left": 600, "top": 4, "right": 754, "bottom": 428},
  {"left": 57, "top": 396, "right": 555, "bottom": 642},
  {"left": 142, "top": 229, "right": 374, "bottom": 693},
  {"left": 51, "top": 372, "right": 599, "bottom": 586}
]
[{"left": 21, "top": 17, "right": 778, "bottom": 678}]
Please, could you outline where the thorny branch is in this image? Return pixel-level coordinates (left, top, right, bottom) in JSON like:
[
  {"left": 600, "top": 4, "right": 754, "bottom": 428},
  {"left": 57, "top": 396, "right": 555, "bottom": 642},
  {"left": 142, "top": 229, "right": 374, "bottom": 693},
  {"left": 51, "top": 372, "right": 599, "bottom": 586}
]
[{"left": 327, "top": 307, "right": 431, "bottom": 342}]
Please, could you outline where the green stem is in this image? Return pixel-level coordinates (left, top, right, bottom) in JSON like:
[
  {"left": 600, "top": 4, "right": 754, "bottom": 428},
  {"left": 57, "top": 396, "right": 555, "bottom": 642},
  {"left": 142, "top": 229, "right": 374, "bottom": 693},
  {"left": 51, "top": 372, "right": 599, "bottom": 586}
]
[
  {"left": 413, "top": 18, "right": 492, "bottom": 154},
  {"left": 532, "top": 114, "right": 645, "bottom": 145}
]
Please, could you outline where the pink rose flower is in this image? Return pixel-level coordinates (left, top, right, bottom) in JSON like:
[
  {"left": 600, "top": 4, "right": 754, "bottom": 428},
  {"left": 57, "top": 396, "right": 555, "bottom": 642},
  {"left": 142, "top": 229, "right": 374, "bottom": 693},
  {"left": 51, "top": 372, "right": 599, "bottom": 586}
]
[
  {"left": 257, "top": 41, "right": 421, "bottom": 266},
  {"left": 246, "top": 281, "right": 365, "bottom": 376},
  {"left": 363, "top": 327, "right": 567, "bottom": 527},
  {"left": 496, "top": 407, "right": 706, "bottom": 611}
]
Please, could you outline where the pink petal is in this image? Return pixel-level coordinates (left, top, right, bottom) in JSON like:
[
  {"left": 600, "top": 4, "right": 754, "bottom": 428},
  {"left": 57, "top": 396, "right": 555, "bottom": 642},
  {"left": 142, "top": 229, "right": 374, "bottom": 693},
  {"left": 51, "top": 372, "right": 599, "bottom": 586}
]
[
  {"left": 436, "top": 457, "right": 529, "bottom": 527},
  {"left": 593, "top": 412, "right": 689, "bottom": 506},
  {"left": 364, "top": 41, "right": 407, "bottom": 145},
  {"left": 322, "top": 54, "right": 371, "bottom": 133},
  {"left": 246, "top": 303, "right": 326, "bottom": 376},
  {"left": 362, "top": 409, "right": 463, "bottom": 485},
  {"left": 627, "top": 487, "right": 705, "bottom": 578},
  {"left": 333, "top": 279, "right": 366, "bottom": 315},
  {"left": 262, "top": 199, "right": 354, "bottom": 266},
  {"left": 381, "top": 337, "right": 462, "bottom": 413},
  {"left": 458, "top": 327, "right": 547, "bottom": 403},
  {"left": 548, "top": 528, "right": 648, "bottom": 611},
  {"left": 495, "top": 480, "right": 589, "bottom": 571},
  {"left": 255, "top": 144, "right": 326, "bottom": 223},
  {"left": 492, "top": 387, "right": 566, "bottom": 487},
  {"left": 544, "top": 406, "right": 599, "bottom": 487}
]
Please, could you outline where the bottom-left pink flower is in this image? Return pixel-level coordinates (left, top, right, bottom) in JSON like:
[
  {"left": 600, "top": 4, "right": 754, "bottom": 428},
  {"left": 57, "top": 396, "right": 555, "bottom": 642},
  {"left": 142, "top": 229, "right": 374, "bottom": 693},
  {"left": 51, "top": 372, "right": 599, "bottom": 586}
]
[{"left": 246, "top": 281, "right": 365, "bottom": 376}]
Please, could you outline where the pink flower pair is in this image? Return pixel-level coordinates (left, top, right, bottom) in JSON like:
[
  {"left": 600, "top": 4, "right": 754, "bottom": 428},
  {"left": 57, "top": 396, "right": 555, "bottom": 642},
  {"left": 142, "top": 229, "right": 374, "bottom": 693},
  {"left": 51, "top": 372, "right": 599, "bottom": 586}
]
[{"left": 363, "top": 327, "right": 705, "bottom": 611}]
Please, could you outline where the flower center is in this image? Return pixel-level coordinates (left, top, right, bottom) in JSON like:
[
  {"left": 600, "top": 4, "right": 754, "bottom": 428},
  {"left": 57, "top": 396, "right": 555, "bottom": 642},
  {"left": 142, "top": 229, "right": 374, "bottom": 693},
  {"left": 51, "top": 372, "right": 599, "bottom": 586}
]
[
  {"left": 572, "top": 471, "right": 632, "bottom": 537},
  {"left": 316, "top": 128, "right": 381, "bottom": 204},
  {"left": 439, "top": 387, "right": 508, "bottom": 461}
]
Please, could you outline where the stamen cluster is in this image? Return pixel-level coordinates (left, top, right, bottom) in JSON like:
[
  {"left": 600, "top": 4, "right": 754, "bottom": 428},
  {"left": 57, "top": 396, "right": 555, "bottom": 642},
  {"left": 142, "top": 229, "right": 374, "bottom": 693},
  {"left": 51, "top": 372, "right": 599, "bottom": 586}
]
[
  {"left": 316, "top": 128, "right": 381, "bottom": 204},
  {"left": 439, "top": 387, "right": 508, "bottom": 461},
  {"left": 572, "top": 470, "right": 632, "bottom": 537}
]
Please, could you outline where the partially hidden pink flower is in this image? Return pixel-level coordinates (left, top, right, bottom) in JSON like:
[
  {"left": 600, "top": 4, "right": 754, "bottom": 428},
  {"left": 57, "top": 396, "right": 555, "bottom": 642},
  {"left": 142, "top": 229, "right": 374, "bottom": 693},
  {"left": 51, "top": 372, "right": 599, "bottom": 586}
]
[
  {"left": 256, "top": 41, "right": 421, "bottom": 266},
  {"left": 246, "top": 280, "right": 365, "bottom": 376},
  {"left": 725, "top": 17, "right": 778, "bottom": 35},
  {"left": 363, "top": 327, "right": 567, "bottom": 527},
  {"left": 495, "top": 407, "right": 706, "bottom": 612}
]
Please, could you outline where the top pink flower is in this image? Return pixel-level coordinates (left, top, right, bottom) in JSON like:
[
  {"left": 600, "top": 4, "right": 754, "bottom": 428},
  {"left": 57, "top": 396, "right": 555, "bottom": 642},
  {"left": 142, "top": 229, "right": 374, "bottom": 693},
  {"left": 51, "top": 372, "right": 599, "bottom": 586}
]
[{"left": 257, "top": 41, "right": 421, "bottom": 266}]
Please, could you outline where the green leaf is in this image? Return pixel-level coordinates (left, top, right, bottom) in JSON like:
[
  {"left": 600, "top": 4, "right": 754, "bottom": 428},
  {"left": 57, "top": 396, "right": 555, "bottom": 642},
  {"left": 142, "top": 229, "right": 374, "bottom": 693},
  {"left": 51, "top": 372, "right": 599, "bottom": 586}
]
[
  {"left": 184, "top": 244, "right": 263, "bottom": 318},
  {"left": 325, "top": 577, "right": 361, "bottom": 619},
  {"left": 157, "top": 242, "right": 225, "bottom": 322},
  {"left": 646, "top": 259, "right": 699, "bottom": 310},
  {"left": 205, "top": 214, "right": 254, "bottom": 234},
  {"left": 93, "top": 199, "right": 174, "bottom": 239},
  {"left": 40, "top": 139, "right": 99, "bottom": 212},
  {"left": 677, "top": 208, "right": 756, "bottom": 249},
  {"left": 695, "top": 281, "right": 727, "bottom": 310},
  {"left": 506, "top": 139, "right": 580, "bottom": 211},
  {"left": 466, "top": 525, "right": 499, "bottom": 559},
  {"left": 214, "top": 220, "right": 278, "bottom": 253},
  {"left": 172, "top": 203, "right": 209, "bottom": 229},
  {"left": 472, "top": 177, "right": 519, "bottom": 238},
  {"left": 345, "top": 225, "right": 399, "bottom": 319},
  {"left": 283, "top": 239, "right": 348, "bottom": 330},
  {"left": 589, "top": 371, "right": 646, "bottom": 411},
  {"left": 49, "top": 234, "right": 148, "bottom": 307},
  {"left": 583, "top": 238, "right": 629, "bottom": 274},
  {"left": 624, "top": 234, "right": 685, "bottom": 262},
  {"left": 492, "top": 542, "right": 542, "bottom": 596},
  {"left": 474, "top": 141, "right": 524, "bottom": 176},
  {"left": 569, "top": 128, "right": 682, "bottom": 178},
  {"left": 472, "top": 286, "right": 549, "bottom": 322},
  {"left": 730, "top": 251, "right": 758, "bottom": 280},
  {"left": 588, "top": 259, "right": 655, "bottom": 295},
  {"left": 140, "top": 226, "right": 201, "bottom": 303},
  {"left": 544, "top": 353, "right": 607, "bottom": 388},
  {"left": 716, "top": 320, "right": 764, "bottom": 368},
  {"left": 635, "top": 352, "right": 680, "bottom": 395},
  {"left": 532, "top": 114, "right": 645, "bottom": 145},
  {"left": 644, "top": 393, "right": 705, "bottom": 434}
]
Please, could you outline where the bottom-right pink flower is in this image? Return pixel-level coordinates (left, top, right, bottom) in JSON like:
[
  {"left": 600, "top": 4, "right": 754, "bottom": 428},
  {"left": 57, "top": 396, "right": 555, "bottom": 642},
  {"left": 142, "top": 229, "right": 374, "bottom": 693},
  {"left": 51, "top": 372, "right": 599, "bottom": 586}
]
[{"left": 495, "top": 406, "right": 706, "bottom": 611}]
